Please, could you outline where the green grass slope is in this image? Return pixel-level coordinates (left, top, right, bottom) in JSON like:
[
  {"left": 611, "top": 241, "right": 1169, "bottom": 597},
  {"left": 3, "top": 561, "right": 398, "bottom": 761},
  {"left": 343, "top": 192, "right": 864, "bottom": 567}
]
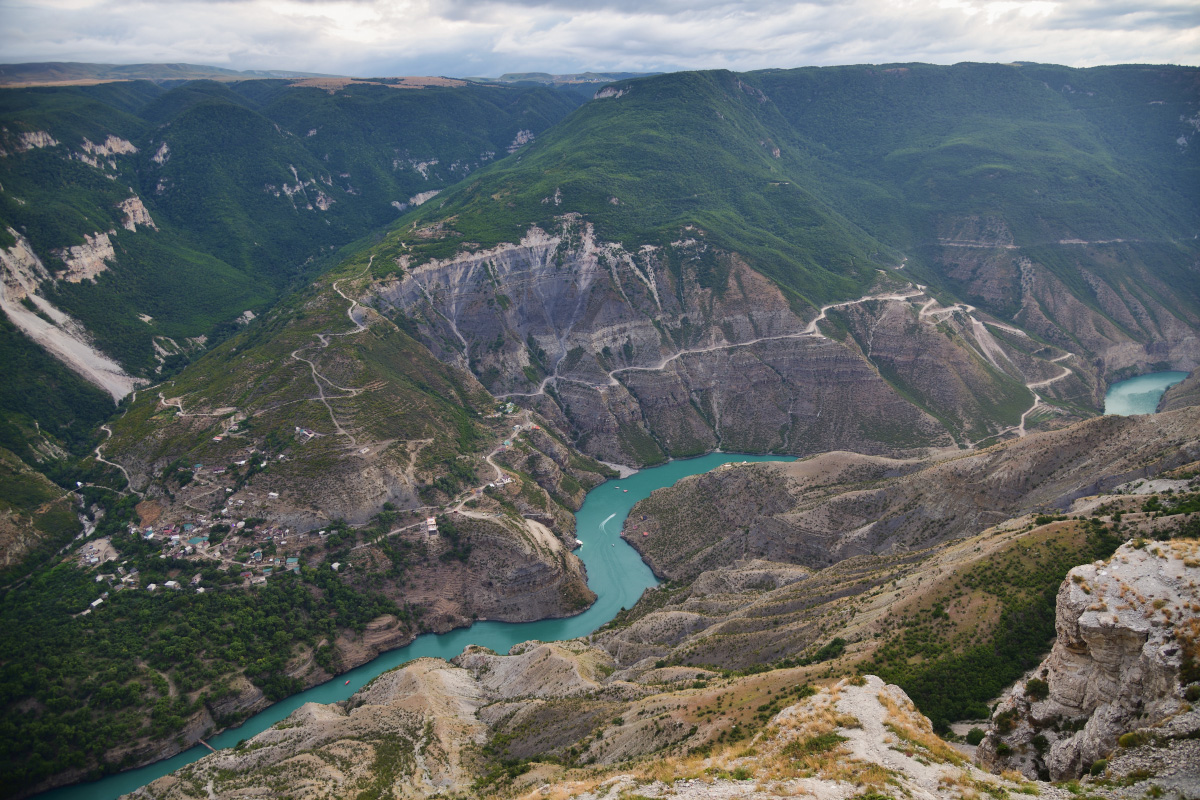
[
  {"left": 394, "top": 63, "right": 1198, "bottom": 319},
  {"left": 0, "top": 78, "right": 583, "bottom": 380},
  {"left": 400, "top": 69, "right": 893, "bottom": 308}
]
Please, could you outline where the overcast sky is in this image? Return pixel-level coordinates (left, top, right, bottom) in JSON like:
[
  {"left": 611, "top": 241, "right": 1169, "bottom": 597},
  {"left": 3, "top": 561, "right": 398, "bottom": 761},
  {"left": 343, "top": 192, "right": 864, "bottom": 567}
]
[{"left": 1, "top": 0, "right": 1197, "bottom": 77}]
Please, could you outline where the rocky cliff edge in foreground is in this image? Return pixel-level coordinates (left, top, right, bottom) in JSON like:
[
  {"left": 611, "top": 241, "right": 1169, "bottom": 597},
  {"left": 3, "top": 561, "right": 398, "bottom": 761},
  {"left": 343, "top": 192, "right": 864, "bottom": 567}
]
[{"left": 980, "top": 539, "right": 1200, "bottom": 791}]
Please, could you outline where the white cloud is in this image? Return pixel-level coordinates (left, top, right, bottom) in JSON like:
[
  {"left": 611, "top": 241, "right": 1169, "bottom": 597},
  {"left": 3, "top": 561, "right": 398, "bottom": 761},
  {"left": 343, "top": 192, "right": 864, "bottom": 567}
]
[{"left": 0, "top": 0, "right": 1195, "bottom": 75}]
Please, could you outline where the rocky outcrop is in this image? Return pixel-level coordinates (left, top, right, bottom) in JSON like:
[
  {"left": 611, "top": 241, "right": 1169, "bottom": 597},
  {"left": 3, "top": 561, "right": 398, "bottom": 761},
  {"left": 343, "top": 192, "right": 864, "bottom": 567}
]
[
  {"left": 118, "top": 195, "right": 158, "bottom": 232},
  {"left": 56, "top": 231, "right": 115, "bottom": 282},
  {"left": 126, "top": 670, "right": 1051, "bottom": 800},
  {"left": 17, "top": 130, "right": 57, "bottom": 151},
  {"left": 130, "top": 659, "right": 489, "bottom": 800},
  {"left": 81, "top": 135, "right": 137, "bottom": 157},
  {"left": 979, "top": 539, "right": 1200, "bottom": 780},
  {"left": 1159, "top": 369, "right": 1200, "bottom": 412}
]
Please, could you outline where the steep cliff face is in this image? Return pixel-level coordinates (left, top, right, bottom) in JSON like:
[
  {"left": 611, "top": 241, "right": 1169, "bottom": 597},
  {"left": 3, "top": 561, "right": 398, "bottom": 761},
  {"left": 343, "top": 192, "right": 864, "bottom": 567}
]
[
  {"left": 372, "top": 217, "right": 1109, "bottom": 465},
  {"left": 979, "top": 540, "right": 1200, "bottom": 782},
  {"left": 935, "top": 238, "right": 1200, "bottom": 401}
]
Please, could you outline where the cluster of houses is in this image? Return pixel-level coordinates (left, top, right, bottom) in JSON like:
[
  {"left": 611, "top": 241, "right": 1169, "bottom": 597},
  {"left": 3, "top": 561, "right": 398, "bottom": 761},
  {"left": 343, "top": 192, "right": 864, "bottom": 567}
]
[
  {"left": 486, "top": 402, "right": 521, "bottom": 419},
  {"left": 78, "top": 562, "right": 145, "bottom": 614}
]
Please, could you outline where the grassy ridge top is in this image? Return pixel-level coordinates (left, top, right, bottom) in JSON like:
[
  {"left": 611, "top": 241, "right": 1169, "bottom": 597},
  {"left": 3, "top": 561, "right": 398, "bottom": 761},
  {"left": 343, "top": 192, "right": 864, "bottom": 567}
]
[
  {"left": 400, "top": 69, "right": 892, "bottom": 307},
  {"left": 391, "top": 63, "right": 1198, "bottom": 308}
]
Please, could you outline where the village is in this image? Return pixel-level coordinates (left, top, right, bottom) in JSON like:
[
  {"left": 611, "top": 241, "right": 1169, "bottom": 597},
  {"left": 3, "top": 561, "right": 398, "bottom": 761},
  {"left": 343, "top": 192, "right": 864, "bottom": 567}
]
[{"left": 73, "top": 402, "right": 542, "bottom": 615}]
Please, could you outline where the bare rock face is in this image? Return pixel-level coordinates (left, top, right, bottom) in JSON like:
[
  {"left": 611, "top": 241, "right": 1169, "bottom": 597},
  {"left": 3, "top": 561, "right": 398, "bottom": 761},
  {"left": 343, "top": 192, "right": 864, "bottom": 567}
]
[
  {"left": 1159, "top": 369, "right": 1200, "bottom": 412},
  {"left": 118, "top": 195, "right": 158, "bottom": 232},
  {"left": 979, "top": 539, "right": 1200, "bottom": 781},
  {"left": 375, "top": 215, "right": 1198, "bottom": 466},
  {"left": 130, "top": 659, "right": 489, "bottom": 800},
  {"left": 373, "top": 218, "right": 1089, "bottom": 465},
  {"left": 55, "top": 231, "right": 115, "bottom": 283}
]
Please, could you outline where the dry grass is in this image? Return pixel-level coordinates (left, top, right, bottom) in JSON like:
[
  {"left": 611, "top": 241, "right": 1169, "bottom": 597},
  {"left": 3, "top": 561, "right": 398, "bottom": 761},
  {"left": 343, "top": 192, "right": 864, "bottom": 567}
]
[{"left": 878, "top": 690, "right": 964, "bottom": 767}]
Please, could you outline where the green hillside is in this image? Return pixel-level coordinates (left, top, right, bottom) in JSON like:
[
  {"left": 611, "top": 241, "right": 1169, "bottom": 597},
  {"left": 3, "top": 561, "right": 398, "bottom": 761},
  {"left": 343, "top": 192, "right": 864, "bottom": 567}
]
[
  {"left": 754, "top": 63, "right": 1200, "bottom": 301},
  {"left": 393, "top": 63, "right": 1198, "bottom": 315},
  {"left": 399, "top": 69, "right": 892, "bottom": 308},
  {"left": 0, "top": 78, "right": 583, "bottom": 376}
]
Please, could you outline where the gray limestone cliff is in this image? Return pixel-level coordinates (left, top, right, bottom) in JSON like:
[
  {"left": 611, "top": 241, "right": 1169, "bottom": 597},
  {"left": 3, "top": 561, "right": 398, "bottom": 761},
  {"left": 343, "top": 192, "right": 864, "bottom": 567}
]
[{"left": 979, "top": 540, "right": 1200, "bottom": 782}]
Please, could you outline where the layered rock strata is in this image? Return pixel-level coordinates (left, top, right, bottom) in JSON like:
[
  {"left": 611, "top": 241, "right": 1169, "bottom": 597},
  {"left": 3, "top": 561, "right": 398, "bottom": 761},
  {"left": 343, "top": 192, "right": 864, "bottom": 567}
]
[{"left": 979, "top": 540, "right": 1200, "bottom": 781}]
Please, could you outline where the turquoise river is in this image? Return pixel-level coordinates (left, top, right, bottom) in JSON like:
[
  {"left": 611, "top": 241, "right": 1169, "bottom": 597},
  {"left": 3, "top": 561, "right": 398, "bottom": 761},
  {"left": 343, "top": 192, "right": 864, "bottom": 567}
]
[
  {"left": 1104, "top": 371, "right": 1189, "bottom": 416},
  {"left": 38, "top": 451, "right": 794, "bottom": 800}
]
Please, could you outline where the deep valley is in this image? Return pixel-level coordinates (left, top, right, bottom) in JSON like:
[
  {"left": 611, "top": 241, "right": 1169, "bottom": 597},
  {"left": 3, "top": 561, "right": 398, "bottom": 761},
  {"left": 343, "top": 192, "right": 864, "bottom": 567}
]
[{"left": 0, "top": 60, "right": 1197, "bottom": 800}]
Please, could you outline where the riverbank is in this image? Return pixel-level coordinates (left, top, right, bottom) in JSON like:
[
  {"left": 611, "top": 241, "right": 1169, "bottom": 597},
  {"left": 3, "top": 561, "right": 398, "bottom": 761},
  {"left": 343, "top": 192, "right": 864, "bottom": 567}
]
[{"left": 32, "top": 452, "right": 794, "bottom": 800}]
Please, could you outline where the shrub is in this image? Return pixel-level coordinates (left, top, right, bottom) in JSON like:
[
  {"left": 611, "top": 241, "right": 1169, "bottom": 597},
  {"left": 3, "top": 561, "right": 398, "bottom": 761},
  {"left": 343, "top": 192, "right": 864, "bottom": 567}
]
[
  {"left": 996, "top": 742, "right": 1013, "bottom": 756},
  {"left": 966, "top": 728, "right": 985, "bottom": 745},
  {"left": 1184, "top": 685, "right": 1200, "bottom": 702},
  {"left": 1089, "top": 759, "right": 1107, "bottom": 777},
  {"left": 1025, "top": 678, "right": 1050, "bottom": 701},
  {"left": 1118, "top": 731, "right": 1147, "bottom": 748},
  {"left": 783, "top": 732, "right": 848, "bottom": 758}
]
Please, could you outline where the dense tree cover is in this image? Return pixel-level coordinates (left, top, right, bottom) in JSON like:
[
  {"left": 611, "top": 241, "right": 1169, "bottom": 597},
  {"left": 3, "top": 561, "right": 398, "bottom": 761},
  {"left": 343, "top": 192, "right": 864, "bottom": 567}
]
[
  {"left": 0, "top": 316, "right": 115, "bottom": 458},
  {"left": 0, "top": 77, "right": 582, "bottom": 395},
  {"left": 398, "top": 63, "right": 1198, "bottom": 316},
  {"left": 0, "top": 532, "right": 408, "bottom": 797}
]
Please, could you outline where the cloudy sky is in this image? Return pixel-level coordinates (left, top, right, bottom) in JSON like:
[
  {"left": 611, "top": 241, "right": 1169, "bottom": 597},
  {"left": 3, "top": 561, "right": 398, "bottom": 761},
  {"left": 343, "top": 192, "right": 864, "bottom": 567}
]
[{"left": 1, "top": 0, "right": 1197, "bottom": 77}]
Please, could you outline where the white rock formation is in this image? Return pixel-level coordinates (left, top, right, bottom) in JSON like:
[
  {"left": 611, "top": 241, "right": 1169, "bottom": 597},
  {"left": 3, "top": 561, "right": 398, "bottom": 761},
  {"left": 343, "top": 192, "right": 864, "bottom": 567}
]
[
  {"left": 118, "top": 195, "right": 158, "bottom": 231},
  {"left": 18, "top": 131, "right": 58, "bottom": 151},
  {"left": 81, "top": 135, "right": 137, "bottom": 157},
  {"left": 507, "top": 129, "right": 534, "bottom": 153},
  {"left": 55, "top": 232, "right": 115, "bottom": 283},
  {"left": 980, "top": 539, "right": 1199, "bottom": 780},
  {"left": 0, "top": 228, "right": 135, "bottom": 399},
  {"left": 408, "top": 189, "right": 440, "bottom": 206}
]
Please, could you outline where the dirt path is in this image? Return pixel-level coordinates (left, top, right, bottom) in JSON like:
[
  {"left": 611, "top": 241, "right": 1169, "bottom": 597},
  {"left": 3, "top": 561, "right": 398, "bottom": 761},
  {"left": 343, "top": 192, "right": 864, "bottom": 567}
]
[
  {"left": 493, "top": 280, "right": 1082, "bottom": 448},
  {"left": 1016, "top": 358, "right": 1076, "bottom": 436},
  {"left": 94, "top": 424, "right": 139, "bottom": 496},
  {"left": 288, "top": 258, "right": 376, "bottom": 445},
  {"left": 494, "top": 288, "right": 926, "bottom": 400}
]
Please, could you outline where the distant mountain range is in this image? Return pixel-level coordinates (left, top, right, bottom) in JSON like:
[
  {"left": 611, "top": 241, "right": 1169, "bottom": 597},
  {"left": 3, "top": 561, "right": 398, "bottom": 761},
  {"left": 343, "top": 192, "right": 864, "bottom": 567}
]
[
  {"left": 0, "top": 61, "right": 341, "bottom": 87},
  {"left": 0, "top": 61, "right": 657, "bottom": 89},
  {"left": 467, "top": 70, "right": 659, "bottom": 85}
]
